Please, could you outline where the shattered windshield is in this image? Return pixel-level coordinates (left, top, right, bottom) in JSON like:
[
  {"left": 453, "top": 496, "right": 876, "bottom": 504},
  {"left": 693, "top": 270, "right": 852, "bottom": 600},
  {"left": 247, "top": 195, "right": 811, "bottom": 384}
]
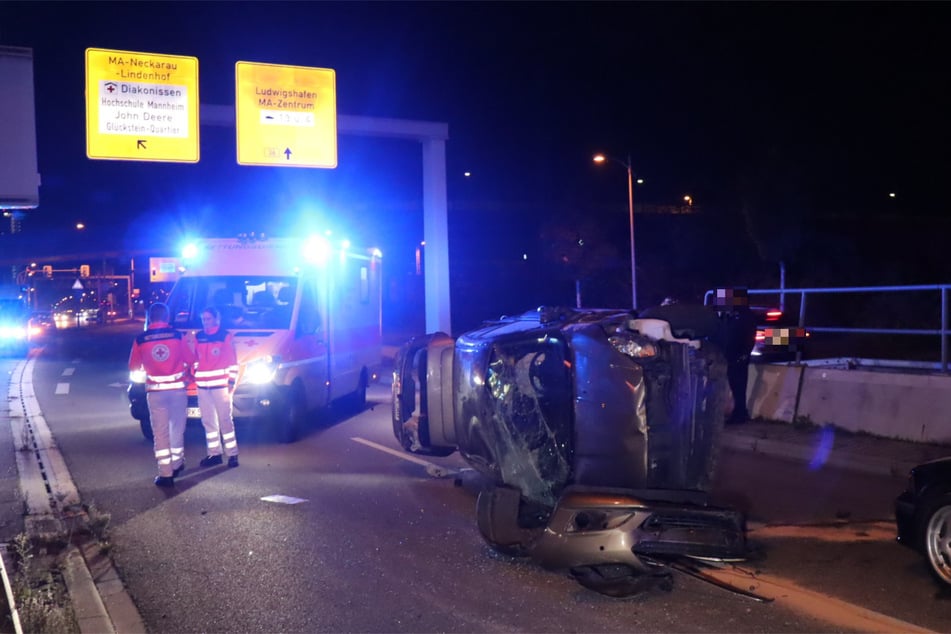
[
  {"left": 167, "top": 276, "right": 297, "bottom": 330},
  {"left": 458, "top": 335, "right": 574, "bottom": 509}
]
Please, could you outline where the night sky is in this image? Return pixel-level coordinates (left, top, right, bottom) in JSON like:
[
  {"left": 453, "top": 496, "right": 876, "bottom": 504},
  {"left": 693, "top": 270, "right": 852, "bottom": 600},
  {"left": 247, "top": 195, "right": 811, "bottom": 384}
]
[{"left": 1, "top": 1, "right": 948, "bottom": 327}]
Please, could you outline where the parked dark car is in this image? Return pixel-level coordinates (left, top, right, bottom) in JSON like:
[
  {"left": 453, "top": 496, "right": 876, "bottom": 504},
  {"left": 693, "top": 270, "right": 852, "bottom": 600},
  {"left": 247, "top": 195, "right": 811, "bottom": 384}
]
[
  {"left": 895, "top": 457, "right": 951, "bottom": 586},
  {"left": 392, "top": 306, "right": 747, "bottom": 597}
]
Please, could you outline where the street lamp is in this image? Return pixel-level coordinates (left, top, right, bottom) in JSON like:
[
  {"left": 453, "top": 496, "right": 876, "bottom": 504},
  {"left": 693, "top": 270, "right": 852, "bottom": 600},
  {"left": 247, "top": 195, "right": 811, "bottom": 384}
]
[{"left": 593, "top": 152, "right": 637, "bottom": 309}]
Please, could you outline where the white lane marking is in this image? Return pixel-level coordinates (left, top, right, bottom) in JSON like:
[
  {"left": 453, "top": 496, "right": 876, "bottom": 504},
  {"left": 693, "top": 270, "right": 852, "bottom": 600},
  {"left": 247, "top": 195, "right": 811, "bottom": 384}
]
[
  {"left": 55, "top": 383, "right": 70, "bottom": 395},
  {"left": 350, "top": 437, "right": 464, "bottom": 479},
  {"left": 351, "top": 436, "right": 445, "bottom": 468},
  {"left": 61, "top": 368, "right": 75, "bottom": 376}
]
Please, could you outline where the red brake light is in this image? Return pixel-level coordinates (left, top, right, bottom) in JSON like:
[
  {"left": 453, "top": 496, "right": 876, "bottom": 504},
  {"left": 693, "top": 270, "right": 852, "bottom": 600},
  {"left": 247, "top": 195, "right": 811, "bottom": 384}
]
[{"left": 765, "top": 310, "right": 782, "bottom": 321}]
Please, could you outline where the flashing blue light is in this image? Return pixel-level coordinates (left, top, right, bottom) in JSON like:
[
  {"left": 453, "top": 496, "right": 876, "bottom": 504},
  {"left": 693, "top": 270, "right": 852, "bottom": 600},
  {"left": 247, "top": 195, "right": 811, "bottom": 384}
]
[
  {"left": 372, "top": 248, "right": 383, "bottom": 258},
  {"left": 302, "top": 235, "right": 331, "bottom": 265},
  {"left": 182, "top": 242, "right": 199, "bottom": 260}
]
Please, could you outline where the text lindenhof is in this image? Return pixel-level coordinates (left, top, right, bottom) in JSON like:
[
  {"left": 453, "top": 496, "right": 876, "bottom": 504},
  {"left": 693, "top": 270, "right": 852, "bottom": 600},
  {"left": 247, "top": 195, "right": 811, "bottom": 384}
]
[{"left": 98, "top": 80, "right": 188, "bottom": 137}]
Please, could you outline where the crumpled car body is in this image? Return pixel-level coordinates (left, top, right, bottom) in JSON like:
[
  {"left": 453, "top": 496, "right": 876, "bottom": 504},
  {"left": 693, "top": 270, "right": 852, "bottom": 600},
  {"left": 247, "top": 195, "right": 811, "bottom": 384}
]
[{"left": 392, "top": 306, "right": 746, "bottom": 595}]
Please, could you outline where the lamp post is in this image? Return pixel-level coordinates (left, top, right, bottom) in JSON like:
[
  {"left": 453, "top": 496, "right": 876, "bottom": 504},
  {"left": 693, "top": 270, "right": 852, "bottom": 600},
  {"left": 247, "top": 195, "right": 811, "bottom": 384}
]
[{"left": 593, "top": 153, "right": 637, "bottom": 309}]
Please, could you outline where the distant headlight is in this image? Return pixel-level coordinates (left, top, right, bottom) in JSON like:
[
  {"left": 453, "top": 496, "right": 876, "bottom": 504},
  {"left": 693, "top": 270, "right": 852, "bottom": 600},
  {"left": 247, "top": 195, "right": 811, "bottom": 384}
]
[
  {"left": 0, "top": 325, "right": 28, "bottom": 340},
  {"left": 129, "top": 369, "right": 147, "bottom": 383},
  {"left": 245, "top": 358, "right": 277, "bottom": 384},
  {"left": 608, "top": 334, "right": 658, "bottom": 359}
]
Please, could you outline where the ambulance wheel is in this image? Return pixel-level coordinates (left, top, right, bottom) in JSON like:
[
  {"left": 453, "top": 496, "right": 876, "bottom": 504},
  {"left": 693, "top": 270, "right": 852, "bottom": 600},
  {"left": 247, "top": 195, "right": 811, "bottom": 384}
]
[
  {"left": 275, "top": 384, "right": 306, "bottom": 443},
  {"left": 139, "top": 418, "right": 153, "bottom": 441}
]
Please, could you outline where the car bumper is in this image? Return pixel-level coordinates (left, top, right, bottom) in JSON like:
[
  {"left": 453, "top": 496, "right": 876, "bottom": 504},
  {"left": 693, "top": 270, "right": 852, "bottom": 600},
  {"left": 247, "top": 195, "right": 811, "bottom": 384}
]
[{"left": 529, "top": 488, "right": 747, "bottom": 572}]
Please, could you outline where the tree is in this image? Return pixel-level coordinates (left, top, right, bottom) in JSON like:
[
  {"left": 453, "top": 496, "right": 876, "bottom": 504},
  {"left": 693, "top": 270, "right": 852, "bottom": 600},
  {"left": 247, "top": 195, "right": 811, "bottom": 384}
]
[
  {"left": 739, "top": 146, "right": 808, "bottom": 299},
  {"left": 538, "top": 210, "right": 623, "bottom": 308}
]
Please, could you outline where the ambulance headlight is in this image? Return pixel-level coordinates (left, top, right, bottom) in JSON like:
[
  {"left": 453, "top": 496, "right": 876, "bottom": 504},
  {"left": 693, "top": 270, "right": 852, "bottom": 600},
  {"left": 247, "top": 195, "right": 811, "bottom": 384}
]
[
  {"left": 0, "top": 325, "right": 28, "bottom": 340},
  {"left": 246, "top": 358, "right": 278, "bottom": 384},
  {"left": 129, "top": 369, "right": 147, "bottom": 383}
]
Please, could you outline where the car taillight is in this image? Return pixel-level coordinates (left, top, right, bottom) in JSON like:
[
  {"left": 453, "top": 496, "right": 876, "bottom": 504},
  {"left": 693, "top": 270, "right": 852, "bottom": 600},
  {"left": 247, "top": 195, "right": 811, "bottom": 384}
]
[{"left": 765, "top": 310, "right": 782, "bottom": 322}]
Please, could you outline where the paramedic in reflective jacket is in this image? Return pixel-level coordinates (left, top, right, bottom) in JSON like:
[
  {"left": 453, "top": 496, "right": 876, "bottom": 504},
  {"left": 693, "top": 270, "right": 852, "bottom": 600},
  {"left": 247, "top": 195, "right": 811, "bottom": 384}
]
[
  {"left": 128, "top": 303, "right": 195, "bottom": 487},
  {"left": 191, "top": 306, "right": 240, "bottom": 468}
]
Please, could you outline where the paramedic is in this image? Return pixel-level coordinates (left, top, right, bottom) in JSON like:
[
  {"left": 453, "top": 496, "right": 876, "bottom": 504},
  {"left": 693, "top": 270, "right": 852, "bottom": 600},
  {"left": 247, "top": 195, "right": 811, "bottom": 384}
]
[
  {"left": 129, "top": 303, "right": 195, "bottom": 487},
  {"left": 192, "top": 306, "right": 240, "bottom": 468}
]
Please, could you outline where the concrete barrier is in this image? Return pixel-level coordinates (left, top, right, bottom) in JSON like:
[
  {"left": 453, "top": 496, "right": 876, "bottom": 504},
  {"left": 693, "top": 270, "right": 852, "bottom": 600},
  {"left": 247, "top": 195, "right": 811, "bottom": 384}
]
[
  {"left": 747, "top": 363, "right": 803, "bottom": 423},
  {"left": 747, "top": 361, "right": 951, "bottom": 445}
]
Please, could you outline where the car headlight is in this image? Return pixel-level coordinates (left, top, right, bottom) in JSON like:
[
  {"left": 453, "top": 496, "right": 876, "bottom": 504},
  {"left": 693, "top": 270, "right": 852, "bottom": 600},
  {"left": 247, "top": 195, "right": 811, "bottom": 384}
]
[
  {"left": 0, "top": 325, "right": 28, "bottom": 340},
  {"left": 245, "top": 357, "right": 278, "bottom": 384},
  {"left": 129, "top": 369, "right": 147, "bottom": 383},
  {"left": 608, "top": 334, "right": 658, "bottom": 359}
]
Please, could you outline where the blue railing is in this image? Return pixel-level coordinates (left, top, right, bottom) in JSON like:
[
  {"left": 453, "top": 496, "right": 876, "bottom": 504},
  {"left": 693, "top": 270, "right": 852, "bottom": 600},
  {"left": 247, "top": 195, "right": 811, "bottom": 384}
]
[{"left": 703, "top": 284, "right": 951, "bottom": 373}]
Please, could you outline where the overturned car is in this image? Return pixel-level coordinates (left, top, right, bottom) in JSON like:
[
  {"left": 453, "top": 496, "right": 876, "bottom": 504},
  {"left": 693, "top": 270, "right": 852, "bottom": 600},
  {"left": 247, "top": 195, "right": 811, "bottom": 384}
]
[{"left": 392, "top": 306, "right": 748, "bottom": 596}]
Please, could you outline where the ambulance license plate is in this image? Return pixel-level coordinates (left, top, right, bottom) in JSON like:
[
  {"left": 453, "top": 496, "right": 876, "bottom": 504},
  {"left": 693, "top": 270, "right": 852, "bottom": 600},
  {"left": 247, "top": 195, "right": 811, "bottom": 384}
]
[{"left": 186, "top": 407, "right": 202, "bottom": 419}]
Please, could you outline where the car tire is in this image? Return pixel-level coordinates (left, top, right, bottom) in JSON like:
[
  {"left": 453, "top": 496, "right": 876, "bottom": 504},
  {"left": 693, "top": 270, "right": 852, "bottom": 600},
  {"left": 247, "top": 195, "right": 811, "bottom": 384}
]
[
  {"left": 920, "top": 493, "right": 951, "bottom": 586},
  {"left": 274, "top": 383, "right": 307, "bottom": 443},
  {"left": 140, "top": 417, "right": 153, "bottom": 441},
  {"left": 476, "top": 486, "right": 542, "bottom": 557}
]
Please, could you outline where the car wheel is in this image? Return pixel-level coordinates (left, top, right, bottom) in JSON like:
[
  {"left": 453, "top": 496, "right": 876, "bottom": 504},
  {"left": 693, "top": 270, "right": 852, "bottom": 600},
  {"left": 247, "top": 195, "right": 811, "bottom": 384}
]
[
  {"left": 275, "top": 384, "right": 306, "bottom": 443},
  {"left": 140, "top": 418, "right": 153, "bottom": 441},
  {"left": 922, "top": 494, "right": 951, "bottom": 586},
  {"left": 476, "top": 486, "right": 542, "bottom": 557}
]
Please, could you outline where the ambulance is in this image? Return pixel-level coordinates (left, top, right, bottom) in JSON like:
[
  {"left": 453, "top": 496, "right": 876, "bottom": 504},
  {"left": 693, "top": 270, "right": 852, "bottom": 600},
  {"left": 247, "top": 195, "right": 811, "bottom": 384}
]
[{"left": 129, "top": 232, "right": 383, "bottom": 442}]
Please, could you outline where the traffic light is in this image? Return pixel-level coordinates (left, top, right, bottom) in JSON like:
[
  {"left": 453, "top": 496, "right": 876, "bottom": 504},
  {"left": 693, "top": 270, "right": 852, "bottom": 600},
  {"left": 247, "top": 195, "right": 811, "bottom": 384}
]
[
  {"left": 43, "top": 265, "right": 52, "bottom": 278},
  {"left": 80, "top": 264, "right": 90, "bottom": 278}
]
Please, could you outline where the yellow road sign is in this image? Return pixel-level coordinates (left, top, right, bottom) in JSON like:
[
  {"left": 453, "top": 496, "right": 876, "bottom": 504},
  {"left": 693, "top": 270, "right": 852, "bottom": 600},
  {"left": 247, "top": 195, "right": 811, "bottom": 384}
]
[
  {"left": 235, "top": 61, "right": 337, "bottom": 168},
  {"left": 85, "top": 48, "right": 199, "bottom": 163}
]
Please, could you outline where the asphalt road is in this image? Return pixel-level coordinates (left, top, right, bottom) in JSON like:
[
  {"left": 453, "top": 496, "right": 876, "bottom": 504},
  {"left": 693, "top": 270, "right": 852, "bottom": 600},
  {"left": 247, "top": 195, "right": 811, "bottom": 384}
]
[{"left": 5, "top": 322, "right": 950, "bottom": 632}]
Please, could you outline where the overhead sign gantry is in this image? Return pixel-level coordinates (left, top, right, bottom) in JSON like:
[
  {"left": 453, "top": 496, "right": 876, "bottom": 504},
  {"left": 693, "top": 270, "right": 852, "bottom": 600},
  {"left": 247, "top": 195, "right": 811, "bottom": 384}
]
[
  {"left": 234, "top": 61, "right": 337, "bottom": 168},
  {"left": 85, "top": 48, "right": 200, "bottom": 163}
]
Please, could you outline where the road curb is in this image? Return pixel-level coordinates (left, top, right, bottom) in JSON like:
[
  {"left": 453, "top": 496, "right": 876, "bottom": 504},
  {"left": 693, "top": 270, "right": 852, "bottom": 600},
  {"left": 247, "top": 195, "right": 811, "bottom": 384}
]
[{"left": 10, "top": 357, "right": 145, "bottom": 634}]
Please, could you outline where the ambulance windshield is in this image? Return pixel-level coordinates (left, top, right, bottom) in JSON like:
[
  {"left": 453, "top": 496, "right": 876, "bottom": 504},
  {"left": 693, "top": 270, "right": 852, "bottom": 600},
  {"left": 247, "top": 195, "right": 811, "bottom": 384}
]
[{"left": 167, "top": 276, "right": 297, "bottom": 330}]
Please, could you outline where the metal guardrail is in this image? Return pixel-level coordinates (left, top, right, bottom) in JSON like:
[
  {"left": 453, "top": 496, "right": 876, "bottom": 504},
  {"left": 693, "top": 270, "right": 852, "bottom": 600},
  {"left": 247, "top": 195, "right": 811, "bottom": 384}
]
[{"left": 703, "top": 284, "right": 951, "bottom": 373}]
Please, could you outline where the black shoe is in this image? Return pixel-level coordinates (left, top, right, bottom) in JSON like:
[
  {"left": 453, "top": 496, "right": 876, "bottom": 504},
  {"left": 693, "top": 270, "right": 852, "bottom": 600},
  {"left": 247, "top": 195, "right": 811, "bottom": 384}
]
[
  {"left": 154, "top": 476, "right": 174, "bottom": 487},
  {"left": 227, "top": 455, "right": 239, "bottom": 468},
  {"left": 200, "top": 454, "right": 223, "bottom": 468},
  {"left": 172, "top": 462, "right": 185, "bottom": 477}
]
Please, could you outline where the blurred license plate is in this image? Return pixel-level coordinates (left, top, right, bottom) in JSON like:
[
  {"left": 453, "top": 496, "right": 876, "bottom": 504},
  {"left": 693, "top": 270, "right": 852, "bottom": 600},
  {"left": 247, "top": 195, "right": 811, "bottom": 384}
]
[{"left": 186, "top": 407, "right": 202, "bottom": 418}]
